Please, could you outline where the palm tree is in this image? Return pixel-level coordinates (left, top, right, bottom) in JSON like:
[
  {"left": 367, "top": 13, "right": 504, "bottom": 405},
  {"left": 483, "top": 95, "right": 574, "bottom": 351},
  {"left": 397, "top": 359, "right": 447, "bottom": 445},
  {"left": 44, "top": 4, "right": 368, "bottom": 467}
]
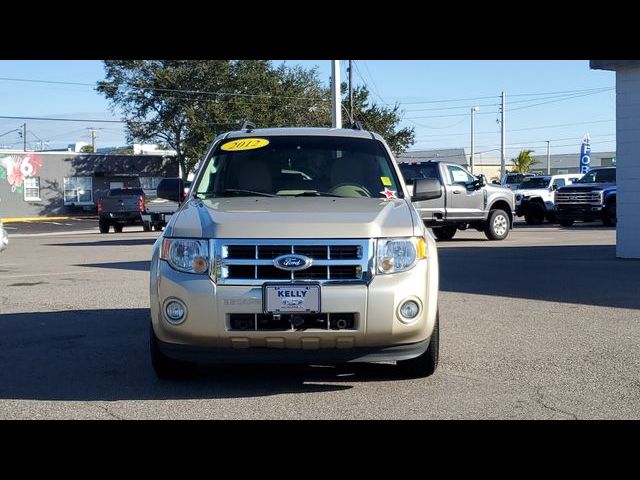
[{"left": 509, "top": 149, "right": 539, "bottom": 173}]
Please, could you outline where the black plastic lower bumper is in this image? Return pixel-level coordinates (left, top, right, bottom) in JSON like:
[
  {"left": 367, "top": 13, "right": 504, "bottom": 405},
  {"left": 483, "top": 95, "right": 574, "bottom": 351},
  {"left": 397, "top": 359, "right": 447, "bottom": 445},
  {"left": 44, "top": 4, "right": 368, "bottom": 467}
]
[
  {"left": 556, "top": 205, "right": 603, "bottom": 221},
  {"left": 156, "top": 337, "right": 431, "bottom": 364}
]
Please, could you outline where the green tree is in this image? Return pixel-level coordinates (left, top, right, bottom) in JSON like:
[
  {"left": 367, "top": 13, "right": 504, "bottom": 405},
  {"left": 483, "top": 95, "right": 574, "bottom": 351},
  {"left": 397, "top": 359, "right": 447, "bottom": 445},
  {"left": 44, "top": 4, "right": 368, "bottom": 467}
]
[
  {"left": 79, "top": 145, "right": 95, "bottom": 153},
  {"left": 343, "top": 85, "right": 414, "bottom": 155},
  {"left": 509, "top": 149, "right": 538, "bottom": 173},
  {"left": 97, "top": 61, "right": 415, "bottom": 175}
]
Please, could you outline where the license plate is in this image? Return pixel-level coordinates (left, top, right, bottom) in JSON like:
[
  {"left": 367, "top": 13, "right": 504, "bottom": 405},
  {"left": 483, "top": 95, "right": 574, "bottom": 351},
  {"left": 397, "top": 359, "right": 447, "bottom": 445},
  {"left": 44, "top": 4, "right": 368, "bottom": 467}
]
[{"left": 263, "top": 284, "right": 321, "bottom": 313}]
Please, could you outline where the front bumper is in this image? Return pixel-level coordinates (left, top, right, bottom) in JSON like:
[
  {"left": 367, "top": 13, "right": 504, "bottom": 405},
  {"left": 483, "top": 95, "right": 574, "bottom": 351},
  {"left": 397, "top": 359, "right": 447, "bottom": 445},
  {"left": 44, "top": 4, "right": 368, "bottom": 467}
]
[
  {"left": 150, "top": 247, "right": 439, "bottom": 361},
  {"left": 556, "top": 204, "right": 603, "bottom": 220}
]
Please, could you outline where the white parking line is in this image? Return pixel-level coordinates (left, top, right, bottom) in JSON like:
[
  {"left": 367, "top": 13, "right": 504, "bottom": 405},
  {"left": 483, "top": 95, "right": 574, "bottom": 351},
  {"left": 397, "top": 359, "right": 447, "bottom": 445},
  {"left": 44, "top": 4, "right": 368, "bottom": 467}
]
[{"left": 0, "top": 269, "right": 97, "bottom": 280}]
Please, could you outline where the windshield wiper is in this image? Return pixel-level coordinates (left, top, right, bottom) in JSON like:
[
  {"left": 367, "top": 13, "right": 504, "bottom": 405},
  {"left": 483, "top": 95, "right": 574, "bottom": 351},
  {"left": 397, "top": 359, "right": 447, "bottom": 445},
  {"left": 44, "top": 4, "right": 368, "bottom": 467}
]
[
  {"left": 293, "top": 191, "right": 345, "bottom": 198},
  {"left": 222, "top": 189, "right": 277, "bottom": 197}
]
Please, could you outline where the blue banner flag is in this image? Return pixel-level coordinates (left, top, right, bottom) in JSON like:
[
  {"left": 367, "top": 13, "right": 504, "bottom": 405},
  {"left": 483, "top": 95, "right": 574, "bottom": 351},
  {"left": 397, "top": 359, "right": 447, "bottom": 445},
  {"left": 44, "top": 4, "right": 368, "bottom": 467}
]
[{"left": 579, "top": 134, "right": 591, "bottom": 174}]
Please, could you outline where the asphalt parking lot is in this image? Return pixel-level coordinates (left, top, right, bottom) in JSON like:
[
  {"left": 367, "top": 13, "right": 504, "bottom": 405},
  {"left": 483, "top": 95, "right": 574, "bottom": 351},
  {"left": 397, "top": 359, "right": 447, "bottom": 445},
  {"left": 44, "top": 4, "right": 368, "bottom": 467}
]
[{"left": 1, "top": 220, "right": 638, "bottom": 419}]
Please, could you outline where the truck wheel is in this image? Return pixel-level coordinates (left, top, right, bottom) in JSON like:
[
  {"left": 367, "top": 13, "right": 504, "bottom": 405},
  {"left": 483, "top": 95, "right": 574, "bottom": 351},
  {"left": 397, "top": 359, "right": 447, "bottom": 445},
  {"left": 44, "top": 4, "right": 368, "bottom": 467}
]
[
  {"left": 113, "top": 224, "right": 124, "bottom": 233},
  {"left": 150, "top": 324, "right": 194, "bottom": 379},
  {"left": 432, "top": 226, "right": 457, "bottom": 241},
  {"left": 142, "top": 221, "right": 152, "bottom": 232},
  {"left": 559, "top": 219, "right": 574, "bottom": 227},
  {"left": 397, "top": 310, "right": 439, "bottom": 378},
  {"left": 484, "top": 209, "right": 510, "bottom": 240},
  {"left": 99, "top": 220, "right": 110, "bottom": 234},
  {"left": 524, "top": 203, "right": 545, "bottom": 225},
  {"left": 602, "top": 203, "right": 616, "bottom": 226},
  {"left": 153, "top": 224, "right": 163, "bottom": 232}
]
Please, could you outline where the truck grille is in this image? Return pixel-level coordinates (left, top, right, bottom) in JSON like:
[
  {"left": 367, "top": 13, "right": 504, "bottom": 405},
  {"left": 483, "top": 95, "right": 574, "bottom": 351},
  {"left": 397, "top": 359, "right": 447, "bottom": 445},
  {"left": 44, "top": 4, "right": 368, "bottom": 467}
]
[
  {"left": 556, "top": 191, "right": 601, "bottom": 205},
  {"left": 213, "top": 239, "right": 372, "bottom": 285}
]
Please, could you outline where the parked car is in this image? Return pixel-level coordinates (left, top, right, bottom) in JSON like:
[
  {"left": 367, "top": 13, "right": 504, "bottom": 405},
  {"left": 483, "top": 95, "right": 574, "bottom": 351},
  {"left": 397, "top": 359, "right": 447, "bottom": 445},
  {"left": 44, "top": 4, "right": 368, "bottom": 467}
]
[
  {"left": 149, "top": 127, "right": 440, "bottom": 379},
  {"left": 399, "top": 160, "right": 515, "bottom": 241},
  {"left": 515, "top": 174, "right": 583, "bottom": 224},
  {"left": 0, "top": 220, "right": 8, "bottom": 253},
  {"left": 501, "top": 172, "right": 536, "bottom": 191},
  {"left": 555, "top": 167, "right": 616, "bottom": 226},
  {"left": 97, "top": 187, "right": 146, "bottom": 233}
]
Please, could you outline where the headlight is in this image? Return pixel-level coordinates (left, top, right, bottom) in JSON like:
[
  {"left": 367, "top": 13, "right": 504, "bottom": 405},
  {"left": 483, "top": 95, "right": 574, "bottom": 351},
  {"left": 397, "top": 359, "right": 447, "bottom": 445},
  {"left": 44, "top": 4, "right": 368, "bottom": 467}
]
[
  {"left": 161, "top": 238, "right": 209, "bottom": 274},
  {"left": 376, "top": 237, "right": 426, "bottom": 274}
]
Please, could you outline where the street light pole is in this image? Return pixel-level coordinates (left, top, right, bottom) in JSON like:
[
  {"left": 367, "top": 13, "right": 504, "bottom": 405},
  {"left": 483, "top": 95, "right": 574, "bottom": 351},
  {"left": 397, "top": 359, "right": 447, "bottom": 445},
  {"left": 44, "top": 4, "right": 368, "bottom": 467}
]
[
  {"left": 470, "top": 106, "right": 479, "bottom": 174},
  {"left": 546, "top": 140, "right": 551, "bottom": 175},
  {"left": 331, "top": 60, "right": 342, "bottom": 128}
]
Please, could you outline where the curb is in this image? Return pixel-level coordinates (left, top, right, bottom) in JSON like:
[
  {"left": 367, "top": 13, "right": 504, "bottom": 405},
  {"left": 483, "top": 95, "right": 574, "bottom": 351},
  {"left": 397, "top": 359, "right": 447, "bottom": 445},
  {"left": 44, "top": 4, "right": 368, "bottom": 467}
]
[{"left": 1, "top": 216, "right": 96, "bottom": 224}]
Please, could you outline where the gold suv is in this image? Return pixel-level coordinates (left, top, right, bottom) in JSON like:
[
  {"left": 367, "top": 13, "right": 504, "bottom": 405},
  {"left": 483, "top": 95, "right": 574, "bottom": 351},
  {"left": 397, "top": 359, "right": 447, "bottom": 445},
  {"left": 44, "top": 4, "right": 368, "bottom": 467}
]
[{"left": 150, "top": 127, "right": 440, "bottom": 378}]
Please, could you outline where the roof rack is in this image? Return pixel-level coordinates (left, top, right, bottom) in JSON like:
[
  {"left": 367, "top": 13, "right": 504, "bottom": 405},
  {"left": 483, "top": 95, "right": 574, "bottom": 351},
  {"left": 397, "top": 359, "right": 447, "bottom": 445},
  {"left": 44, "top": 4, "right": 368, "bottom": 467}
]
[{"left": 240, "top": 121, "right": 256, "bottom": 132}]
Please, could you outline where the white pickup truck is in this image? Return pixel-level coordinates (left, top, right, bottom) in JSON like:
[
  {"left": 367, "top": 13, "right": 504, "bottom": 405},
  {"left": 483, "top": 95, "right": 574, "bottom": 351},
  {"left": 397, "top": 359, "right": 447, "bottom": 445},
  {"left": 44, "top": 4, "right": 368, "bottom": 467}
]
[{"left": 514, "top": 174, "right": 582, "bottom": 224}]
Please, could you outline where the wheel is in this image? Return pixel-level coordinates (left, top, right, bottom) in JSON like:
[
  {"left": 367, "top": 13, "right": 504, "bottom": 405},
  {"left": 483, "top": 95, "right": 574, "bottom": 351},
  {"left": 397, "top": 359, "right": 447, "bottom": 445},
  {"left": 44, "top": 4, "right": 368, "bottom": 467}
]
[
  {"left": 153, "top": 224, "right": 163, "bottom": 232},
  {"left": 99, "top": 220, "right": 110, "bottom": 234},
  {"left": 559, "top": 219, "right": 574, "bottom": 227},
  {"left": 150, "top": 323, "right": 194, "bottom": 379},
  {"left": 142, "top": 221, "right": 151, "bottom": 232},
  {"left": 432, "top": 226, "right": 457, "bottom": 241},
  {"left": 524, "top": 203, "right": 545, "bottom": 225},
  {"left": 113, "top": 224, "right": 124, "bottom": 233},
  {"left": 484, "top": 209, "right": 510, "bottom": 240},
  {"left": 397, "top": 310, "right": 439, "bottom": 378},
  {"left": 602, "top": 203, "right": 616, "bottom": 226}
]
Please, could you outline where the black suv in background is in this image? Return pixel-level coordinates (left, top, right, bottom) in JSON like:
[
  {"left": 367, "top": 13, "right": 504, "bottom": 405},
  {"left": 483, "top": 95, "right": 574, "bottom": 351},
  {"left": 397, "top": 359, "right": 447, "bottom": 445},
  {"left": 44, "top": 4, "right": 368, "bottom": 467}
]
[{"left": 555, "top": 167, "right": 617, "bottom": 227}]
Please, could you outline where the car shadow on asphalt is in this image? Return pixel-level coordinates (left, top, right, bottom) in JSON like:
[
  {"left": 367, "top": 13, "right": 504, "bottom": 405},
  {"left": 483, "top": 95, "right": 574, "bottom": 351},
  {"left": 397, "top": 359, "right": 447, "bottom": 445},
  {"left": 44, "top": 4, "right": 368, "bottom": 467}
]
[
  {"left": 439, "top": 244, "right": 640, "bottom": 310},
  {"left": 73, "top": 261, "right": 151, "bottom": 271},
  {"left": 46, "top": 238, "right": 158, "bottom": 247},
  {"left": 0, "top": 309, "right": 407, "bottom": 401}
]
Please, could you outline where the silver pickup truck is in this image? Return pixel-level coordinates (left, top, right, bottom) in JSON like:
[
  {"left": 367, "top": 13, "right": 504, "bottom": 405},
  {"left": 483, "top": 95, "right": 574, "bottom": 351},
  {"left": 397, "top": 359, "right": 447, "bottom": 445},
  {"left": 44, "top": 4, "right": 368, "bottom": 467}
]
[{"left": 399, "top": 160, "right": 515, "bottom": 240}]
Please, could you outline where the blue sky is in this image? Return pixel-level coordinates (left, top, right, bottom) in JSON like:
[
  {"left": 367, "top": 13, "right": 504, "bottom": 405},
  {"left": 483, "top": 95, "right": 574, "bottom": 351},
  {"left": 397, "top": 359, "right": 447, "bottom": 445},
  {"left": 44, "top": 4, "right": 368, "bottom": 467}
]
[{"left": 0, "top": 60, "right": 616, "bottom": 156}]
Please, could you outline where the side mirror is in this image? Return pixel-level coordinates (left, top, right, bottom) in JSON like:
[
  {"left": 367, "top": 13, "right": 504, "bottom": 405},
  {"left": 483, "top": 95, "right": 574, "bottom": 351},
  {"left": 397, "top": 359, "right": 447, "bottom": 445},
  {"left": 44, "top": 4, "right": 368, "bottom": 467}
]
[
  {"left": 550, "top": 184, "right": 558, "bottom": 191},
  {"left": 157, "top": 178, "right": 185, "bottom": 203},
  {"left": 477, "top": 174, "right": 487, "bottom": 188},
  {"left": 412, "top": 178, "right": 442, "bottom": 202},
  {"left": 492, "top": 180, "right": 500, "bottom": 185}
]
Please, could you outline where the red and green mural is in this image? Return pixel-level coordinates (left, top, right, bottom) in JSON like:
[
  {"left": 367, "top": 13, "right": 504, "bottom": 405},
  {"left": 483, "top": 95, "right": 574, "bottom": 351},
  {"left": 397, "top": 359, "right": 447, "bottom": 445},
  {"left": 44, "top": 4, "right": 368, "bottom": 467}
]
[{"left": 0, "top": 154, "right": 43, "bottom": 194}]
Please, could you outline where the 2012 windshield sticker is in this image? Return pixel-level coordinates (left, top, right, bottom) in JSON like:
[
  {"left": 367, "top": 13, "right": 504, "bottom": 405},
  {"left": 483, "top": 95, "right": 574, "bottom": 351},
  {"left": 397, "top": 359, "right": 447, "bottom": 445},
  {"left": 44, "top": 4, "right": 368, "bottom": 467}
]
[{"left": 221, "top": 138, "right": 270, "bottom": 151}]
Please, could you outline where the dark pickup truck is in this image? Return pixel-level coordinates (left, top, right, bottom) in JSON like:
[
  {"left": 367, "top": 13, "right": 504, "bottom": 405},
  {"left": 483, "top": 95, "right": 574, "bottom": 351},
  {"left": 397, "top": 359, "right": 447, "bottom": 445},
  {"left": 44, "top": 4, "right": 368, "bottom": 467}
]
[
  {"left": 555, "top": 167, "right": 617, "bottom": 227},
  {"left": 97, "top": 188, "right": 146, "bottom": 233}
]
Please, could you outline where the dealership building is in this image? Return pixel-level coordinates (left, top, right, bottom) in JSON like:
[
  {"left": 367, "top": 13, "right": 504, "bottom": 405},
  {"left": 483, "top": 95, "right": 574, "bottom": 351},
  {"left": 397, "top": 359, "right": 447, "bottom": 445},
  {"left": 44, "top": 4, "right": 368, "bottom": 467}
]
[
  {"left": 591, "top": 60, "right": 640, "bottom": 259},
  {"left": 0, "top": 150, "right": 178, "bottom": 218}
]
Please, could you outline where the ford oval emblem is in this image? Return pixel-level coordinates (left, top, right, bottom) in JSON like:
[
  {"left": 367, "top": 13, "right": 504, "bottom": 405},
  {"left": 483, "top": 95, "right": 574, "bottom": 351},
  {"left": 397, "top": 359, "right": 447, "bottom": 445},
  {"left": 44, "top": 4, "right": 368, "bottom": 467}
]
[{"left": 273, "top": 254, "right": 312, "bottom": 271}]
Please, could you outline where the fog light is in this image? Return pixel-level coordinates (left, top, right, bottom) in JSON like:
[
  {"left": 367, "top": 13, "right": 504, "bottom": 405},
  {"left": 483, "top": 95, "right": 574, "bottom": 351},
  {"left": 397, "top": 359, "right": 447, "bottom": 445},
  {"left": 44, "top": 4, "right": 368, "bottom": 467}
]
[
  {"left": 165, "top": 300, "right": 186, "bottom": 324},
  {"left": 399, "top": 300, "right": 420, "bottom": 320}
]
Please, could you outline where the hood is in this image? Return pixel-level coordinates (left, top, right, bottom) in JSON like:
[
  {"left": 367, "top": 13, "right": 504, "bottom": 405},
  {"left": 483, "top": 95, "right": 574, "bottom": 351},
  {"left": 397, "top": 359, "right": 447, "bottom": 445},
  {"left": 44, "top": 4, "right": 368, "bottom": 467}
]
[
  {"left": 516, "top": 187, "right": 547, "bottom": 197},
  {"left": 558, "top": 183, "right": 615, "bottom": 192},
  {"left": 166, "top": 197, "right": 416, "bottom": 239}
]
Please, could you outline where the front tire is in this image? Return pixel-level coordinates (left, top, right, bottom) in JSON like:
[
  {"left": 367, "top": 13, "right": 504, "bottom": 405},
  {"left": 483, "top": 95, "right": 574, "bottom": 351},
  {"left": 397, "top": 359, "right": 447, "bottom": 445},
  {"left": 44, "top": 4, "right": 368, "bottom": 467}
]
[
  {"left": 397, "top": 311, "right": 439, "bottom": 378},
  {"left": 113, "top": 224, "right": 124, "bottom": 233},
  {"left": 602, "top": 202, "right": 616, "bottom": 226},
  {"left": 99, "top": 220, "right": 110, "bottom": 234},
  {"left": 524, "top": 203, "right": 545, "bottom": 225},
  {"left": 150, "top": 324, "right": 194, "bottom": 379},
  {"left": 432, "top": 226, "right": 457, "bottom": 241},
  {"left": 484, "top": 209, "right": 510, "bottom": 240},
  {"left": 142, "top": 221, "right": 151, "bottom": 232}
]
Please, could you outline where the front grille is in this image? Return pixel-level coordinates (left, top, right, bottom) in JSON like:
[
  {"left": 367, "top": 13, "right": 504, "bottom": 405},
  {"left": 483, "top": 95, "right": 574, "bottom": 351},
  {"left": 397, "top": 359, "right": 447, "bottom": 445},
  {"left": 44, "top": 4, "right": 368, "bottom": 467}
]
[
  {"left": 214, "top": 239, "right": 372, "bottom": 285},
  {"left": 229, "top": 312, "right": 357, "bottom": 331},
  {"left": 556, "top": 192, "right": 601, "bottom": 205}
]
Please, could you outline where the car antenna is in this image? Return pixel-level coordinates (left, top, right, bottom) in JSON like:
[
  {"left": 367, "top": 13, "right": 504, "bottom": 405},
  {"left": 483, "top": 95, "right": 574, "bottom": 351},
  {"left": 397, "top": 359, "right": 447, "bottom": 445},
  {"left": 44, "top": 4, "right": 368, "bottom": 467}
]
[{"left": 240, "top": 121, "right": 256, "bottom": 132}]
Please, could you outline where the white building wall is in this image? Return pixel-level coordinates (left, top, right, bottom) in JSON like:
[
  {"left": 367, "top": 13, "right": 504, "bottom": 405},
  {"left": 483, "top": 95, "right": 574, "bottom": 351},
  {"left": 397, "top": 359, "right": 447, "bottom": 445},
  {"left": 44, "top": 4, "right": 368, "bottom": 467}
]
[{"left": 616, "top": 66, "right": 640, "bottom": 258}]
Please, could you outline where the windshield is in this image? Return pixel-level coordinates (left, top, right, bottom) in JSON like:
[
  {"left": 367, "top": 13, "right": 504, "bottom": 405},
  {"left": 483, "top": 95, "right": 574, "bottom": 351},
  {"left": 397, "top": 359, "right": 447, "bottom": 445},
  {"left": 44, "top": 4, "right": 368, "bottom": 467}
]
[
  {"left": 577, "top": 168, "right": 616, "bottom": 184},
  {"left": 504, "top": 173, "right": 530, "bottom": 185},
  {"left": 194, "top": 135, "right": 402, "bottom": 199},
  {"left": 519, "top": 177, "right": 550, "bottom": 189},
  {"left": 399, "top": 163, "right": 439, "bottom": 185}
]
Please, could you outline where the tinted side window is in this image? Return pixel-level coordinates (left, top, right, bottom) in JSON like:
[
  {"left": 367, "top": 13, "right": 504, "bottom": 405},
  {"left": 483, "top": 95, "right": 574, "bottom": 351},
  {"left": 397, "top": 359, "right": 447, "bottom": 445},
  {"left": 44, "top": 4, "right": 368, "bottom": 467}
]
[
  {"left": 554, "top": 179, "right": 566, "bottom": 188},
  {"left": 447, "top": 165, "right": 474, "bottom": 185}
]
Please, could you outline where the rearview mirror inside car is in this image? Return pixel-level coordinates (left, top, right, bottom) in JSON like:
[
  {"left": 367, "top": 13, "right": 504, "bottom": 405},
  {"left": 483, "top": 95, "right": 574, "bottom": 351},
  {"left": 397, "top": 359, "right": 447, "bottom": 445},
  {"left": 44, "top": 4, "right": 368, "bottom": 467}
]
[
  {"left": 412, "top": 178, "right": 442, "bottom": 202},
  {"left": 157, "top": 178, "right": 185, "bottom": 203}
]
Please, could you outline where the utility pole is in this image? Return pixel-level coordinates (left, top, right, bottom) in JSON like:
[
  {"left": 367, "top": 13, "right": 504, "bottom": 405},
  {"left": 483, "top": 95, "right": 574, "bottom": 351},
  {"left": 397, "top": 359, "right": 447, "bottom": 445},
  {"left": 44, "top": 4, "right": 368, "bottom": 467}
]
[
  {"left": 23, "top": 123, "right": 27, "bottom": 152},
  {"left": 90, "top": 128, "right": 97, "bottom": 152},
  {"left": 500, "top": 92, "right": 506, "bottom": 179},
  {"left": 331, "top": 60, "right": 342, "bottom": 128},
  {"left": 546, "top": 140, "right": 551, "bottom": 175},
  {"left": 348, "top": 60, "right": 354, "bottom": 124},
  {"left": 470, "top": 106, "right": 479, "bottom": 174}
]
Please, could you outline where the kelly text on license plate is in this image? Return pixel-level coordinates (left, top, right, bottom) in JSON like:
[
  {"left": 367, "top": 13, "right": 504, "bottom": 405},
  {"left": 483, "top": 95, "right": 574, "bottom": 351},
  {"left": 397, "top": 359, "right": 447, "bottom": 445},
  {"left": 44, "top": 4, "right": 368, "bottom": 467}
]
[{"left": 264, "top": 285, "right": 320, "bottom": 313}]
